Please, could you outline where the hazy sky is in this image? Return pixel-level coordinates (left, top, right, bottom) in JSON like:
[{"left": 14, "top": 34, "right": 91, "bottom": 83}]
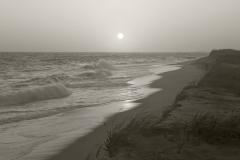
[{"left": 0, "top": 0, "right": 240, "bottom": 52}]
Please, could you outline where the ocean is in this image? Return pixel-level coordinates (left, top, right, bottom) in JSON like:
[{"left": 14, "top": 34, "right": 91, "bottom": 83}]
[{"left": 0, "top": 52, "right": 206, "bottom": 159}]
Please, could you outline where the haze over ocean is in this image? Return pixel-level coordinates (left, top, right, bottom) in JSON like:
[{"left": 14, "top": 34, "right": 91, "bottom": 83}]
[{"left": 1, "top": 1, "right": 240, "bottom": 52}]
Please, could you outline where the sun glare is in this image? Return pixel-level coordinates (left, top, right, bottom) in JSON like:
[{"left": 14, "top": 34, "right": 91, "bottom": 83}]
[{"left": 118, "top": 33, "right": 124, "bottom": 39}]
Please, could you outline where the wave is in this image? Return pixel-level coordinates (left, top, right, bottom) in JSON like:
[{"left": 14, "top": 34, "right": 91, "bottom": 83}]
[
  {"left": 81, "top": 59, "right": 115, "bottom": 70},
  {"left": 78, "top": 59, "right": 114, "bottom": 79},
  {"left": 96, "top": 59, "right": 115, "bottom": 70},
  {"left": 76, "top": 69, "right": 112, "bottom": 79},
  {"left": 12, "top": 60, "right": 115, "bottom": 89},
  {"left": 82, "top": 64, "right": 96, "bottom": 70},
  {"left": 0, "top": 83, "right": 70, "bottom": 106},
  {"left": 13, "top": 74, "right": 70, "bottom": 88}
]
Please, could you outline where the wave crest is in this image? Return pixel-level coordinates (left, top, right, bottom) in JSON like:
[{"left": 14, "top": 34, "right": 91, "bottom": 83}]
[
  {"left": 96, "top": 59, "right": 115, "bottom": 70},
  {"left": 77, "top": 69, "right": 112, "bottom": 78},
  {"left": 0, "top": 83, "right": 70, "bottom": 106},
  {"left": 81, "top": 59, "right": 115, "bottom": 70}
]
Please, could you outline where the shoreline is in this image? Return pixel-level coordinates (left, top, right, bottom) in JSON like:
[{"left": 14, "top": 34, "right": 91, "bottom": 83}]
[
  {"left": 44, "top": 60, "right": 204, "bottom": 160},
  {"left": 16, "top": 62, "right": 182, "bottom": 160},
  {"left": 1, "top": 61, "right": 185, "bottom": 160}
]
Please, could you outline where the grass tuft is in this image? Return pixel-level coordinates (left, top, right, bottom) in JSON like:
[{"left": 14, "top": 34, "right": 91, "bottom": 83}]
[
  {"left": 101, "top": 114, "right": 163, "bottom": 158},
  {"left": 172, "top": 110, "right": 240, "bottom": 143}
]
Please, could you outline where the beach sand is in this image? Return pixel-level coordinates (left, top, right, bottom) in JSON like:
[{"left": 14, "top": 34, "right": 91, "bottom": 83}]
[{"left": 45, "top": 60, "right": 204, "bottom": 160}]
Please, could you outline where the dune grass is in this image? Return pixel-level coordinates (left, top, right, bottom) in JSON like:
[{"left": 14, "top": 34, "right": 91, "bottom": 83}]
[
  {"left": 97, "top": 113, "right": 163, "bottom": 158},
  {"left": 89, "top": 110, "right": 240, "bottom": 159},
  {"left": 172, "top": 111, "right": 240, "bottom": 143}
]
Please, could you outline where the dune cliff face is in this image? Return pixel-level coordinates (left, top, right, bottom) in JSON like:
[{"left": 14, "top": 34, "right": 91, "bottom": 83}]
[
  {"left": 196, "top": 49, "right": 240, "bottom": 95},
  {"left": 209, "top": 49, "right": 240, "bottom": 59},
  {"left": 196, "top": 49, "right": 240, "bottom": 68},
  {"left": 209, "top": 49, "right": 240, "bottom": 65}
]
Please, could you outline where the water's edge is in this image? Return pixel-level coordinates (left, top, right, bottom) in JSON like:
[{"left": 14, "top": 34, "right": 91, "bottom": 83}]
[{"left": 17, "top": 63, "right": 182, "bottom": 160}]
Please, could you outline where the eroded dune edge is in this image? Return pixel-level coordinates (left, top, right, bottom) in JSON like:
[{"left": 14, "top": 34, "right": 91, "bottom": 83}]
[{"left": 90, "top": 49, "right": 240, "bottom": 160}]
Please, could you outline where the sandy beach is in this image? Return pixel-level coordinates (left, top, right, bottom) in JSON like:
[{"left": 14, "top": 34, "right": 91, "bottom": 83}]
[{"left": 44, "top": 60, "right": 204, "bottom": 160}]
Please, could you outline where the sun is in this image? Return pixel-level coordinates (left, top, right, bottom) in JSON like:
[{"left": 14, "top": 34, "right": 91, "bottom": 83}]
[{"left": 118, "top": 33, "right": 124, "bottom": 39}]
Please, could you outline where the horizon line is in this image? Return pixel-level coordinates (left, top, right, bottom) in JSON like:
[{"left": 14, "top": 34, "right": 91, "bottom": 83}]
[{"left": 0, "top": 51, "right": 209, "bottom": 53}]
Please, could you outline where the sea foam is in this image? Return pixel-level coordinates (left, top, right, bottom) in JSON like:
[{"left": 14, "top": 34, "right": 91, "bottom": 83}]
[{"left": 0, "top": 83, "right": 70, "bottom": 106}]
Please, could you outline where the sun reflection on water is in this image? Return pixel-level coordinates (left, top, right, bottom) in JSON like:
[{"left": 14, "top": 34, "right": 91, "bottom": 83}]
[{"left": 120, "top": 100, "right": 139, "bottom": 112}]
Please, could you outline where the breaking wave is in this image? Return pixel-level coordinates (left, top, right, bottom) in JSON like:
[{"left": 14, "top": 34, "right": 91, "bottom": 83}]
[
  {"left": 0, "top": 83, "right": 70, "bottom": 106},
  {"left": 96, "top": 59, "right": 115, "bottom": 70},
  {"left": 81, "top": 59, "right": 115, "bottom": 70},
  {"left": 16, "top": 74, "right": 70, "bottom": 86},
  {"left": 78, "top": 59, "right": 115, "bottom": 79},
  {"left": 76, "top": 69, "right": 112, "bottom": 78}
]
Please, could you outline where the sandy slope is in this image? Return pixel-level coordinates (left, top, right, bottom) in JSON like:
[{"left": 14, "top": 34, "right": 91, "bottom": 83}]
[{"left": 46, "top": 61, "right": 204, "bottom": 160}]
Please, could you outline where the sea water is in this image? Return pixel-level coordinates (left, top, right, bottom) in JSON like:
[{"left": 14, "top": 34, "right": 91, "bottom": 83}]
[{"left": 0, "top": 52, "right": 206, "bottom": 159}]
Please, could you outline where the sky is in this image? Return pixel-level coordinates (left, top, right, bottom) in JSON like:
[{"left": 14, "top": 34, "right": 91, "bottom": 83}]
[{"left": 0, "top": 0, "right": 240, "bottom": 52}]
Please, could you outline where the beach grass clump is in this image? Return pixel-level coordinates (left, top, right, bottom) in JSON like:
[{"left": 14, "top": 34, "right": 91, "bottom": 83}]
[
  {"left": 182, "top": 81, "right": 197, "bottom": 91},
  {"left": 175, "top": 91, "right": 187, "bottom": 102},
  {"left": 171, "top": 83, "right": 194, "bottom": 108},
  {"left": 173, "top": 111, "right": 240, "bottom": 143},
  {"left": 175, "top": 81, "right": 199, "bottom": 104},
  {"left": 96, "top": 114, "right": 164, "bottom": 158}
]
